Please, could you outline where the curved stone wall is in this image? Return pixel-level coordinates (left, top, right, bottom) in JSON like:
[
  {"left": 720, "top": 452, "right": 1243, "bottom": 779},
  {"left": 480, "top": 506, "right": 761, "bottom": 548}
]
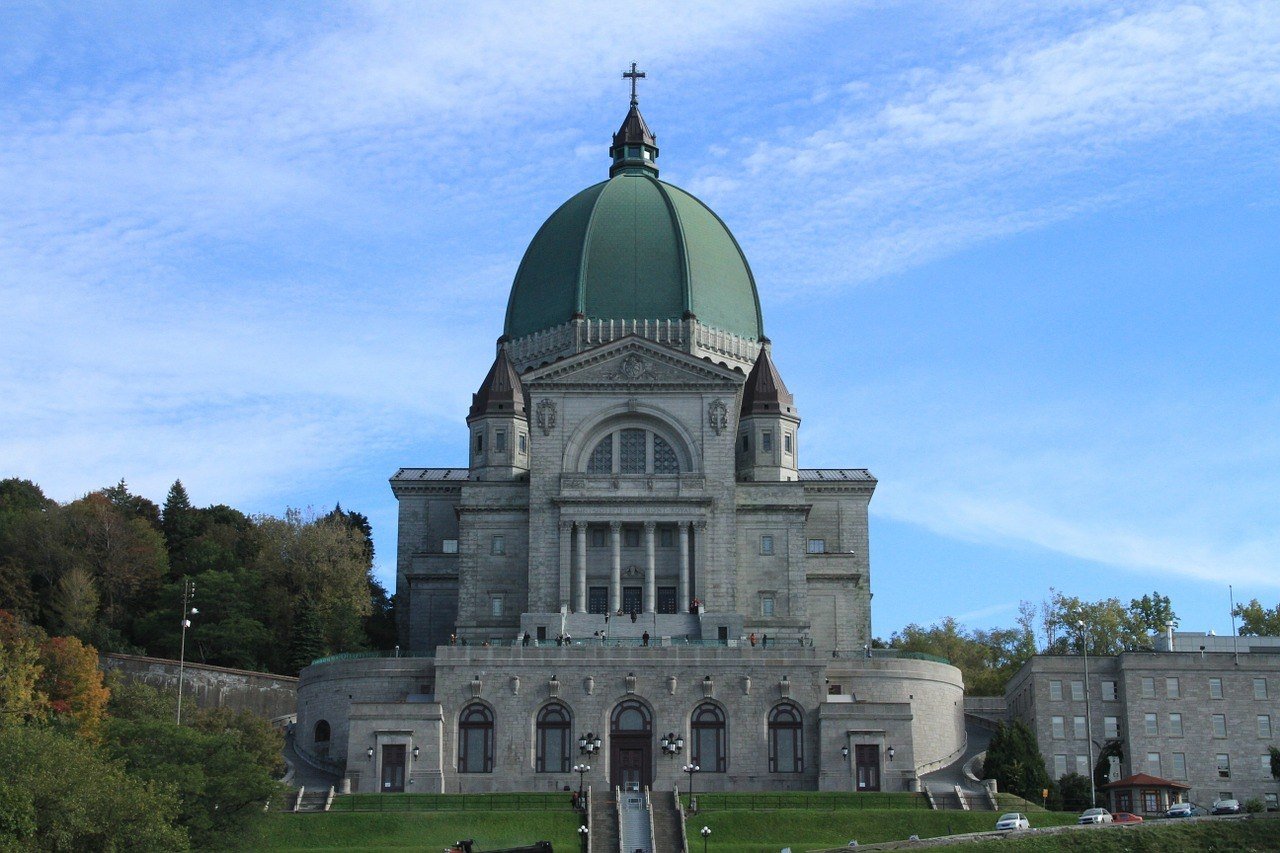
[{"left": 297, "top": 658, "right": 435, "bottom": 764}]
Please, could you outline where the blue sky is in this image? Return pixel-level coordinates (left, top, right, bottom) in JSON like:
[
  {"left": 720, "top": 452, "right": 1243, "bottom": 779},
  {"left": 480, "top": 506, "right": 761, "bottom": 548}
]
[{"left": 2, "top": 1, "right": 1278, "bottom": 641}]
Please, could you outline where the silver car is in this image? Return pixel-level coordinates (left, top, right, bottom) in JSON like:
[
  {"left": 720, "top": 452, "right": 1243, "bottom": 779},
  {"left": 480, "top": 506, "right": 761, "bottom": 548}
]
[
  {"left": 1078, "top": 807, "right": 1113, "bottom": 825},
  {"left": 995, "top": 812, "right": 1030, "bottom": 830}
]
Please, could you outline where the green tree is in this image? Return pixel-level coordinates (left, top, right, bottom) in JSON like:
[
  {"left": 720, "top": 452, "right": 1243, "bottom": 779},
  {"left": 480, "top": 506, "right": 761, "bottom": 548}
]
[
  {"left": 0, "top": 610, "right": 46, "bottom": 724},
  {"left": 48, "top": 566, "right": 99, "bottom": 638},
  {"left": 63, "top": 492, "right": 168, "bottom": 634},
  {"left": 891, "top": 616, "right": 1035, "bottom": 695},
  {"left": 1233, "top": 599, "right": 1280, "bottom": 636},
  {"left": 105, "top": 670, "right": 177, "bottom": 723},
  {"left": 983, "top": 720, "right": 1051, "bottom": 803},
  {"left": 0, "top": 720, "right": 188, "bottom": 851},
  {"left": 1128, "top": 591, "right": 1178, "bottom": 636},
  {"left": 1042, "top": 589, "right": 1150, "bottom": 655},
  {"left": 100, "top": 479, "right": 162, "bottom": 531},
  {"left": 1270, "top": 745, "right": 1279, "bottom": 781},
  {"left": 1056, "top": 772, "right": 1092, "bottom": 811},
  {"left": 38, "top": 635, "right": 111, "bottom": 741}
]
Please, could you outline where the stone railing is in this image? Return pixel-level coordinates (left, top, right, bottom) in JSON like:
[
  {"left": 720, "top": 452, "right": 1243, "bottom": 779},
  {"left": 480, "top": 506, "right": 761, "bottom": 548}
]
[{"left": 505, "top": 318, "right": 758, "bottom": 372}]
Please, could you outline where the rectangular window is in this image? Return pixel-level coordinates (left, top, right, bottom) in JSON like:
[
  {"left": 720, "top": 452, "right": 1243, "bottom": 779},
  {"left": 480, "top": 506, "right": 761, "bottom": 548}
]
[
  {"left": 1144, "top": 713, "right": 1158, "bottom": 736},
  {"left": 494, "top": 430, "right": 507, "bottom": 452},
  {"left": 490, "top": 596, "right": 503, "bottom": 617},
  {"left": 1102, "top": 680, "right": 1117, "bottom": 701},
  {"left": 1217, "top": 753, "right": 1231, "bottom": 778},
  {"left": 1074, "top": 716, "right": 1086, "bottom": 739},
  {"left": 1212, "top": 714, "right": 1227, "bottom": 738},
  {"left": 1210, "top": 677, "right": 1223, "bottom": 699},
  {"left": 1169, "top": 713, "right": 1183, "bottom": 737},
  {"left": 760, "top": 534, "right": 775, "bottom": 555},
  {"left": 1258, "top": 715, "right": 1272, "bottom": 739},
  {"left": 1147, "top": 752, "right": 1161, "bottom": 775},
  {"left": 1071, "top": 681, "right": 1085, "bottom": 701},
  {"left": 1104, "top": 716, "right": 1119, "bottom": 739},
  {"left": 741, "top": 434, "right": 749, "bottom": 452},
  {"left": 1054, "top": 754, "right": 1068, "bottom": 778},
  {"left": 518, "top": 433, "right": 527, "bottom": 454},
  {"left": 1052, "top": 716, "right": 1065, "bottom": 739},
  {"left": 1254, "top": 678, "right": 1268, "bottom": 700},
  {"left": 1266, "top": 793, "right": 1279, "bottom": 811},
  {"left": 474, "top": 432, "right": 484, "bottom": 453},
  {"left": 761, "top": 596, "right": 775, "bottom": 617},
  {"left": 1141, "top": 677, "right": 1155, "bottom": 698},
  {"left": 1172, "top": 753, "right": 1187, "bottom": 779},
  {"left": 624, "top": 528, "right": 640, "bottom": 548},
  {"left": 1049, "top": 680, "right": 1063, "bottom": 701},
  {"left": 761, "top": 431, "right": 773, "bottom": 452},
  {"left": 442, "top": 538, "right": 459, "bottom": 554},
  {"left": 806, "top": 539, "right": 826, "bottom": 554},
  {"left": 490, "top": 535, "right": 504, "bottom": 555},
  {"left": 1262, "top": 755, "right": 1274, "bottom": 777},
  {"left": 660, "top": 528, "right": 673, "bottom": 547},
  {"left": 784, "top": 432, "right": 793, "bottom": 454},
  {"left": 1166, "top": 677, "right": 1180, "bottom": 699},
  {"left": 591, "top": 529, "right": 606, "bottom": 547},
  {"left": 1076, "top": 754, "right": 1089, "bottom": 776}
]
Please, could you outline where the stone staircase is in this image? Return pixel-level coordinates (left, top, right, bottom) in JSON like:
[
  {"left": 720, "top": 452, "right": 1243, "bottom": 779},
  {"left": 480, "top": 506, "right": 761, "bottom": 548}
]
[
  {"left": 619, "top": 790, "right": 652, "bottom": 853},
  {"left": 559, "top": 612, "right": 702, "bottom": 643},
  {"left": 292, "top": 786, "right": 331, "bottom": 812},
  {"left": 590, "top": 791, "right": 620, "bottom": 853},
  {"left": 650, "top": 789, "right": 685, "bottom": 853}
]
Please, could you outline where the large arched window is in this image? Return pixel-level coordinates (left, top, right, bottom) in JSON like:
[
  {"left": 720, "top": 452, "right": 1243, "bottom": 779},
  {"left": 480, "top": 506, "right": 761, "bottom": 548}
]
[
  {"left": 691, "top": 703, "right": 726, "bottom": 772},
  {"left": 768, "top": 704, "right": 803, "bottom": 773},
  {"left": 459, "top": 704, "right": 494, "bottom": 773},
  {"left": 536, "top": 704, "right": 572, "bottom": 773},
  {"left": 586, "top": 429, "right": 680, "bottom": 475},
  {"left": 611, "top": 698, "right": 652, "bottom": 734}
]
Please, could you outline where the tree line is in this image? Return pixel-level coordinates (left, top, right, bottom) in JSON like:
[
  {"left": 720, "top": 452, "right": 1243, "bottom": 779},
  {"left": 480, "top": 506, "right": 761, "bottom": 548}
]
[{"left": 0, "top": 477, "right": 395, "bottom": 675}]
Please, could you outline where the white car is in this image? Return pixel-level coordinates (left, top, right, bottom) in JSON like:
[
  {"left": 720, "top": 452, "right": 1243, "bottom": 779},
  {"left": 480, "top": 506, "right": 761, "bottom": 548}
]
[
  {"left": 995, "top": 812, "right": 1030, "bottom": 830},
  {"left": 1078, "top": 808, "right": 1114, "bottom": 825}
]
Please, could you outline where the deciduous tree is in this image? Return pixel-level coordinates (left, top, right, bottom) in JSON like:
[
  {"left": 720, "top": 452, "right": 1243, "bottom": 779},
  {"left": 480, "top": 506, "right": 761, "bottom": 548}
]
[
  {"left": 38, "top": 634, "right": 110, "bottom": 741},
  {"left": 1233, "top": 599, "right": 1280, "bottom": 636}
]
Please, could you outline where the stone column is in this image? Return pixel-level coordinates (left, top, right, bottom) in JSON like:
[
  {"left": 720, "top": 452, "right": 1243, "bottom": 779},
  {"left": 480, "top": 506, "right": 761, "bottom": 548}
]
[
  {"left": 558, "top": 520, "right": 572, "bottom": 611},
  {"left": 678, "top": 522, "right": 690, "bottom": 612},
  {"left": 643, "top": 521, "right": 656, "bottom": 613},
  {"left": 575, "top": 523, "right": 588, "bottom": 613},
  {"left": 610, "top": 521, "right": 622, "bottom": 613}
]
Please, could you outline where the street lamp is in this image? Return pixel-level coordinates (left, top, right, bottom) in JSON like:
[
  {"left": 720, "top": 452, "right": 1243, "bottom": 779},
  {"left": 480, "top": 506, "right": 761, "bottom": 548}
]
[
  {"left": 578, "top": 732, "right": 601, "bottom": 755},
  {"left": 700, "top": 825, "right": 711, "bottom": 853},
  {"left": 661, "top": 732, "right": 684, "bottom": 757},
  {"left": 577, "top": 824, "right": 589, "bottom": 853},
  {"left": 176, "top": 578, "right": 197, "bottom": 725},
  {"left": 1077, "top": 619, "right": 1096, "bottom": 809},
  {"left": 683, "top": 762, "right": 700, "bottom": 805},
  {"left": 573, "top": 763, "right": 590, "bottom": 801}
]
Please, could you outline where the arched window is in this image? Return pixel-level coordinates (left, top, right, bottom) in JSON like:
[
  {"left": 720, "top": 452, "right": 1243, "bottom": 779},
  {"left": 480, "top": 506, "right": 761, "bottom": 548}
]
[
  {"left": 536, "top": 704, "right": 572, "bottom": 773},
  {"left": 314, "top": 719, "right": 331, "bottom": 743},
  {"left": 691, "top": 703, "right": 726, "bottom": 772},
  {"left": 584, "top": 429, "right": 681, "bottom": 475},
  {"left": 768, "top": 704, "right": 803, "bottom": 773},
  {"left": 459, "top": 704, "right": 494, "bottom": 773},
  {"left": 611, "top": 698, "right": 652, "bottom": 733}
]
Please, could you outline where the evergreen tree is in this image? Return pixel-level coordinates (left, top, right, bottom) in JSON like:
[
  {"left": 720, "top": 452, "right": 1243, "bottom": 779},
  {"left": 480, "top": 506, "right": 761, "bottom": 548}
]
[
  {"left": 983, "top": 720, "right": 1051, "bottom": 803},
  {"left": 286, "top": 599, "right": 327, "bottom": 674},
  {"left": 161, "top": 480, "right": 199, "bottom": 575}
]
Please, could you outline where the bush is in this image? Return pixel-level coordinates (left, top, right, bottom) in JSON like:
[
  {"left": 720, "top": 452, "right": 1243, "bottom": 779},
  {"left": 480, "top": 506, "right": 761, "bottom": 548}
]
[{"left": 1244, "top": 797, "right": 1265, "bottom": 813}]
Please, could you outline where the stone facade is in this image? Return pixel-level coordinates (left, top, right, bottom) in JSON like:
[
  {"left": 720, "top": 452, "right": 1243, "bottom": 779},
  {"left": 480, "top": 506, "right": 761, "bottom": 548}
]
[{"left": 1006, "top": 634, "right": 1280, "bottom": 811}]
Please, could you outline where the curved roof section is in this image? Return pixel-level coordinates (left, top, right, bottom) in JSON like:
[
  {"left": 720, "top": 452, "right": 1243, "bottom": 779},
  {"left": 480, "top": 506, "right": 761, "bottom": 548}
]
[{"left": 503, "top": 170, "right": 763, "bottom": 342}]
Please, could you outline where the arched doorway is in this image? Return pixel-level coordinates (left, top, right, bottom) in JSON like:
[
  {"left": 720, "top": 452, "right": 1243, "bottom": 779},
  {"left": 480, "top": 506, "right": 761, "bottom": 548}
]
[{"left": 610, "top": 699, "right": 652, "bottom": 791}]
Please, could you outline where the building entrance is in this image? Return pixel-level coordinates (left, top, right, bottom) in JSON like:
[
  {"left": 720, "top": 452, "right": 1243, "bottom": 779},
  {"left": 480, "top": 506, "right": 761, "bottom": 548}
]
[
  {"left": 609, "top": 699, "right": 652, "bottom": 791},
  {"left": 623, "top": 586, "right": 642, "bottom": 614},
  {"left": 381, "top": 744, "right": 406, "bottom": 792},
  {"left": 855, "top": 745, "right": 881, "bottom": 791}
]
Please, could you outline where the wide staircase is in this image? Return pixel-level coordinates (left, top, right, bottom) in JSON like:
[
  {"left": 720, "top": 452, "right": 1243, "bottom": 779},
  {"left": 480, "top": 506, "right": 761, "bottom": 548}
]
[
  {"left": 619, "top": 790, "right": 653, "bottom": 853},
  {"left": 650, "top": 788, "right": 685, "bottom": 853},
  {"left": 590, "top": 791, "right": 620, "bottom": 853}
]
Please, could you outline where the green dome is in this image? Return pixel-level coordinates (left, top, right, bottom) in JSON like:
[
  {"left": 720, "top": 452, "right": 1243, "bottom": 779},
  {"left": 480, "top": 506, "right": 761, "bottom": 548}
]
[{"left": 503, "top": 170, "right": 764, "bottom": 342}]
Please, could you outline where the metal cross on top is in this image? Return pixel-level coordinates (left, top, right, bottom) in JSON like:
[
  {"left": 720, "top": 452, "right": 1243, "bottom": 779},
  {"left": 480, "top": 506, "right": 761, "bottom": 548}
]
[{"left": 623, "top": 62, "right": 646, "bottom": 106}]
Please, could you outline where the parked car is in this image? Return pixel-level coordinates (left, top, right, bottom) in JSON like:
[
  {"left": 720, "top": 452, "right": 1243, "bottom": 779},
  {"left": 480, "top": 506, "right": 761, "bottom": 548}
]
[
  {"left": 1078, "top": 808, "right": 1114, "bottom": 825},
  {"left": 995, "top": 813, "right": 1030, "bottom": 830},
  {"left": 1212, "top": 799, "right": 1242, "bottom": 815},
  {"left": 1167, "top": 802, "right": 1207, "bottom": 818},
  {"left": 1112, "top": 812, "right": 1143, "bottom": 824}
]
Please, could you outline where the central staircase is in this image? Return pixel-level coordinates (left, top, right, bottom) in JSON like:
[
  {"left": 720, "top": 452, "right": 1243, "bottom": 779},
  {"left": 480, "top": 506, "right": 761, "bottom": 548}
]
[{"left": 619, "top": 790, "right": 653, "bottom": 853}]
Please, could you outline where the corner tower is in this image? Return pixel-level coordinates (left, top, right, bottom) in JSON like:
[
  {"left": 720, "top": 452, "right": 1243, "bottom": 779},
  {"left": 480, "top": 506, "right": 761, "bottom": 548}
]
[
  {"left": 736, "top": 343, "right": 800, "bottom": 481},
  {"left": 466, "top": 348, "right": 529, "bottom": 481}
]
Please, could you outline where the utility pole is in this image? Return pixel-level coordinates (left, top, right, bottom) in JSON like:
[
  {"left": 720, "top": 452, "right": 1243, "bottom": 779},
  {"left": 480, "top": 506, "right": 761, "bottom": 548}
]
[{"left": 176, "top": 578, "right": 198, "bottom": 725}]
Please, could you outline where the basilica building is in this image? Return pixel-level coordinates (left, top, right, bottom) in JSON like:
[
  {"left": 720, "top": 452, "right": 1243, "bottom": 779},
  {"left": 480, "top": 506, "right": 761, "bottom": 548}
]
[{"left": 296, "top": 86, "right": 965, "bottom": 797}]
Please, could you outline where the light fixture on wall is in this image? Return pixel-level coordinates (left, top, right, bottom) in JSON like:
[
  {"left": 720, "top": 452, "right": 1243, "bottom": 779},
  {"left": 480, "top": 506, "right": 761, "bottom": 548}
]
[
  {"left": 412, "top": 745, "right": 420, "bottom": 759},
  {"left": 661, "top": 732, "right": 684, "bottom": 756},
  {"left": 366, "top": 747, "right": 375, "bottom": 759},
  {"left": 840, "top": 745, "right": 849, "bottom": 761},
  {"left": 887, "top": 746, "right": 896, "bottom": 761},
  {"left": 578, "top": 732, "right": 601, "bottom": 755}
]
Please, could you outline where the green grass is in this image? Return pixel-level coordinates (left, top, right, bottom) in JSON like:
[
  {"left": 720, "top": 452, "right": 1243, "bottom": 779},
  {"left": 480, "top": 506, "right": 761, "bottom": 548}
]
[
  {"left": 252, "top": 811, "right": 581, "bottom": 852},
  {"left": 957, "top": 816, "right": 1280, "bottom": 852},
  {"left": 686, "top": 791, "right": 932, "bottom": 812},
  {"left": 680, "top": 807, "right": 1079, "bottom": 852}
]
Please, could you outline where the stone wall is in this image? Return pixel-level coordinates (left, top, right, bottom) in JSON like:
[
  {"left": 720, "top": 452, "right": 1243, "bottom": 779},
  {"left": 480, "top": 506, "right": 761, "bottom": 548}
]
[{"left": 100, "top": 653, "right": 297, "bottom": 720}]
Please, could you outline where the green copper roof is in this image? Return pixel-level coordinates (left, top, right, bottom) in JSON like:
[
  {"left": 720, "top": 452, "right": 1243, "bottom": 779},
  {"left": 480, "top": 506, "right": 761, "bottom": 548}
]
[{"left": 503, "top": 170, "right": 764, "bottom": 341}]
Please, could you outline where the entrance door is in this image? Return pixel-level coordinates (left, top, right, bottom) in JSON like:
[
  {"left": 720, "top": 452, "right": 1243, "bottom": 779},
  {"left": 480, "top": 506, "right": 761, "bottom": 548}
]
[
  {"left": 381, "top": 744, "right": 406, "bottom": 792},
  {"left": 657, "top": 587, "right": 677, "bottom": 614},
  {"left": 609, "top": 699, "right": 652, "bottom": 791},
  {"left": 618, "top": 746, "right": 645, "bottom": 791},
  {"left": 589, "top": 587, "right": 608, "bottom": 614},
  {"left": 623, "top": 586, "right": 642, "bottom": 614},
  {"left": 854, "top": 745, "right": 881, "bottom": 791}
]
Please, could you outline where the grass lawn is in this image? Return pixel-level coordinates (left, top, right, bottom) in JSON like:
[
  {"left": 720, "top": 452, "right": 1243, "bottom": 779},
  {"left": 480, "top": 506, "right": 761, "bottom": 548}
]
[
  {"left": 681, "top": 807, "right": 1079, "bottom": 852},
  {"left": 957, "top": 816, "right": 1280, "bottom": 852},
  {"left": 252, "top": 810, "right": 581, "bottom": 852}
]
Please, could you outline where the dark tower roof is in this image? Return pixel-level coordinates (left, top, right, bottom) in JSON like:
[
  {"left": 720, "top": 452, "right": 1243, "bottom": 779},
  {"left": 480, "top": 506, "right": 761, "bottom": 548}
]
[
  {"left": 609, "top": 63, "right": 659, "bottom": 177},
  {"left": 469, "top": 348, "right": 526, "bottom": 420},
  {"left": 740, "top": 346, "right": 795, "bottom": 416}
]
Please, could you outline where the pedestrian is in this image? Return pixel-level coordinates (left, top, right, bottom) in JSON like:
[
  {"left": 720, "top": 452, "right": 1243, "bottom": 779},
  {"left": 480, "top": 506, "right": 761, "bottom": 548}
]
[
  {"left": 749, "top": 632, "right": 757, "bottom": 647},
  {"left": 522, "top": 632, "right": 531, "bottom": 647},
  {"left": 556, "top": 634, "right": 563, "bottom": 647},
  {"left": 762, "top": 633, "right": 769, "bottom": 648},
  {"left": 630, "top": 610, "right": 637, "bottom": 623},
  {"left": 642, "top": 631, "right": 650, "bottom": 647}
]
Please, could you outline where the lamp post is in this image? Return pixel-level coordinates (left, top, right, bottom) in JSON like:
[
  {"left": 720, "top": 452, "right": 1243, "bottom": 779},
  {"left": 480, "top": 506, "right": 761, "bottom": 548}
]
[
  {"left": 577, "top": 824, "right": 589, "bottom": 853},
  {"left": 700, "top": 825, "right": 711, "bottom": 853},
  {"left": 683, "top": 762, "right": 700, "bottom": 806},
  {"left": 176, "top": 578, "right": 197, "bottom": 725},
  {"left": 1077, "top": 619, "right": 1096, "bottom": 809},
  {"left": 573, "top": 763, "right": 590, "bottom": 801}
]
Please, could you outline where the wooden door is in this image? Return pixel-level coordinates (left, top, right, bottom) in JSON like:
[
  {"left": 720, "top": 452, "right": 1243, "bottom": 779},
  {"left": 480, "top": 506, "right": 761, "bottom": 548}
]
[
  {"left": 854, "top": 745, "right": 880, "bottom": 791},
  {"left": 381, "top": 744, "right": 406, "bottom": 793}
]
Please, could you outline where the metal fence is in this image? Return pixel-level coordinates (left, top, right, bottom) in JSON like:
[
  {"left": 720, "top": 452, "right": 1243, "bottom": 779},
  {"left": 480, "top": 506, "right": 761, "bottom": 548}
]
[
  {"left": 328, "top": 792, "right": 575, "bottom": 812},
  {"left": 687, "top": 792, "right": 934, "bottom": 812}
]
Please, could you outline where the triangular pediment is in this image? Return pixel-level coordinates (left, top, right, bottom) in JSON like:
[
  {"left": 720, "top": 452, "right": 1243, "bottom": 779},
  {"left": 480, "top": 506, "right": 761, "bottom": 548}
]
[{"left": 522, "top": 336, "right": 744, "bottom": 389}]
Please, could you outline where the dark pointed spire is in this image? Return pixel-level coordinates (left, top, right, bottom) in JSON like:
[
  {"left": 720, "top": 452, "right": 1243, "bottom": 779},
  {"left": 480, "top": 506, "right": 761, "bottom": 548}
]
[
  {"left": 609, "top": 63, "right": 659, "bottom": 177},
  {"left": 740, "top": 345, "right": 795, "bottom": 416},
  {"left": 469, "top": 348, "right": 526, "bottom": 420}
]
